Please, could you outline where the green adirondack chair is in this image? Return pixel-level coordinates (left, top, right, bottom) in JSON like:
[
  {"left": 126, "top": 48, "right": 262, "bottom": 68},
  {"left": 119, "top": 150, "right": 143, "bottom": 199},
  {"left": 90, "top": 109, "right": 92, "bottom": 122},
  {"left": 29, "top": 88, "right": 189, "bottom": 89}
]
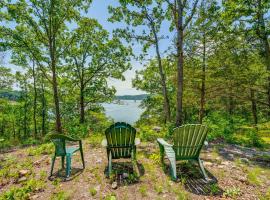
[
  {"left": 157, "top": 124, "right": 210, "bottom": 181},
  {"left": 48, "top": 134, "right": 85, "bottom": 178},
  {"left": 102, "top": 122, "right": 140, "bottom": 175}
]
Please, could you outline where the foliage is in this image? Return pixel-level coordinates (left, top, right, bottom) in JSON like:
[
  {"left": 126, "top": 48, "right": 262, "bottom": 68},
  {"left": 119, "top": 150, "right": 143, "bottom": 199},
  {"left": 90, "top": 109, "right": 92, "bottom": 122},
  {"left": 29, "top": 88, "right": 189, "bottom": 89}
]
[
  {"left": 0, "top": 179, "right": 45, "bottom": 200},
  {"left": 223, "top": 186, "right": 241, "bottom": 198}
]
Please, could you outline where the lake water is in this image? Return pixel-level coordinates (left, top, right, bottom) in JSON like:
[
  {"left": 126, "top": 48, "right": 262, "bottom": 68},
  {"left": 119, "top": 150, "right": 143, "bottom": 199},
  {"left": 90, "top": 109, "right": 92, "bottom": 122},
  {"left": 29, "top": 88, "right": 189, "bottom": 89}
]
[{"left": 102, "top": 100, "right": 144, "bottom": 125}]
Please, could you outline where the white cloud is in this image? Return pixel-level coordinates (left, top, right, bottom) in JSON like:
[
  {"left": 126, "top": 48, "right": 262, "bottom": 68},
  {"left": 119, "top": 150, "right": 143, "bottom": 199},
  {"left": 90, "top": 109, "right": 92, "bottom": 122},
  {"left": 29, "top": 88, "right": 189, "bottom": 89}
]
[{"left": 108, "top": 61, "right": 146, "bottom": 95}]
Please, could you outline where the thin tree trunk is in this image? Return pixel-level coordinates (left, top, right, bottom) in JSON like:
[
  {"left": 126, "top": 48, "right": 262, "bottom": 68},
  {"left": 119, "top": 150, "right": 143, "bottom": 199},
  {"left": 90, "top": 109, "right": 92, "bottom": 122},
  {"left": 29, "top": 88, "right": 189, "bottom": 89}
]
[
  {"left": 49, "top": 0, "right": 62, "bottom": 133},
  {"left": 176, "top": 0, "right": 184, "bottom": 126},
  {"left": 41, "top": 77, "right": 47, "bottom": 136},
  {"left": 199, "top": 32, "right": 206, "bottom": 124},
  {"left": 23, "top": 80, "right": 28, "bottom": 138},
  {"left": 152, "top": 25, "right": 171, "bottom": 123},
  {"left": 257, "top": 0, "right": 270, "bottom": 116},
  {"left": 80, "top": 81, "right": 85, "bottom": 123},
  {"left": 51, "top": 64, "right": 62, "bottom": 133},
  {"left": 250, "top": 88, "right": 258, "bottom": 126},
  {"left": 32, "top": 60, "right": 37, "bottom": 138}
]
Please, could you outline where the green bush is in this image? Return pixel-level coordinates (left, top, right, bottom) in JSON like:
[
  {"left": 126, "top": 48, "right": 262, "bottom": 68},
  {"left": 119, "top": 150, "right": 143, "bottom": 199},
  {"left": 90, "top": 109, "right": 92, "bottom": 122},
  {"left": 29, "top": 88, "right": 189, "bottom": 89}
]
[
  {"left": 138, "top": 125, "right": 165, "bottom": 142},
  {"left": 0, "top": 179, "right": 45, "bottom": 200},
  {"left": 203, "top": 111, "right": 245, "bottom": 142}
]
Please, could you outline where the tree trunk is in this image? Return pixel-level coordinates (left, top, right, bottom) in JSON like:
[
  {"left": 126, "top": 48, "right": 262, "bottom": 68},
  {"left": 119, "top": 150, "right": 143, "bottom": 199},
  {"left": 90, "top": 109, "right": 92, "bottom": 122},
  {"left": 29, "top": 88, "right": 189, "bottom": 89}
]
[
  {"left": 49, "top": 0, "right": 62, "bottom": 133},
  {"left": 257, "top": 0, "right": 270, "bottom": 116},
  {"left": 41, "top": 77, "right": 47, "bottom": 136},
  {"left": 51, "top": 63, "right": 62, "bottom": 133},
  {"left": 32, "top": 61, "right": 37, "bottom": 138},
  {"left": 80, "top": 82, "right": 85, "bottom": 123},
  {"left": 250, "top": 88, "right": 258, "bottom": 126},
  {"left": 23, "top": 80, "right": 28, "bottom": 138},
  {"left": 199, "top": 33, "right": 206, "bottom": 124},
  {"left": 176, "top": 0, "right": 184, "bottom": 126},
  {"left": 152, "top": 26, "right": 171, "bottom": 123}
]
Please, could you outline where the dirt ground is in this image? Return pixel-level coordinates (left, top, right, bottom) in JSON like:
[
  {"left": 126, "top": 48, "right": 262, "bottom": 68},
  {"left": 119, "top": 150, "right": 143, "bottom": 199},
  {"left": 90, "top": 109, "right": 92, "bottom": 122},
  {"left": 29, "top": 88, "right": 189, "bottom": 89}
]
[{"left": 0, "top": 139, "right": 270, "bottom": 200}]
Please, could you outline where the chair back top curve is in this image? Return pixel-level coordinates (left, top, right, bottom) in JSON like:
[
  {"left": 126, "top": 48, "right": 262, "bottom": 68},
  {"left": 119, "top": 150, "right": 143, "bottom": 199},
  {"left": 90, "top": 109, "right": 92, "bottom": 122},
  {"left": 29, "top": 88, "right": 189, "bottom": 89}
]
[
  {"left": 105, "top": 122, "right": 136, "bottom": 158},
  {"left": 172, "top": 124, "right": 208, "bottom": 159}
]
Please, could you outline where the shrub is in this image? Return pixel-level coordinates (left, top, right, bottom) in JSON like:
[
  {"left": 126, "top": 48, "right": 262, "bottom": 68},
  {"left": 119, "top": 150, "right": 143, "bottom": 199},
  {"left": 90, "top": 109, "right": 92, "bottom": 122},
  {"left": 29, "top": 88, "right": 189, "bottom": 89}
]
[
  {"left": 0, "top": 179, "right": 45, "bottom": 200},
  {"left": 203, "top": 111, "right": 246, "bottom": 142}
]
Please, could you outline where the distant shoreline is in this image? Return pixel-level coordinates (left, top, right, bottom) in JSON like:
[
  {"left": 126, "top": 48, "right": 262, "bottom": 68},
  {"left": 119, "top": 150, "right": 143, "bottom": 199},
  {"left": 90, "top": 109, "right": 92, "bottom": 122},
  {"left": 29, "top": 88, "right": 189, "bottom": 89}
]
[{"left": 115, "top": 94, "right": 147, "bottom": 101}]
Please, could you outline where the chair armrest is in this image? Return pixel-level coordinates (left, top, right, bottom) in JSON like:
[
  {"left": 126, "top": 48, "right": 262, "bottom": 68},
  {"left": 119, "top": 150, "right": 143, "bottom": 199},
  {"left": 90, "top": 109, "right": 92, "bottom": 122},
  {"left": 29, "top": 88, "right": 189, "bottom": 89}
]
[
  {"left": 135, "top": 138, "right": 140, "bottom": 146},
  {"left": 101, "top": 139, "right": 107, "bottom": 147},
  {"left": 157, "top": 138, "right": 173, "bottom": 147}
]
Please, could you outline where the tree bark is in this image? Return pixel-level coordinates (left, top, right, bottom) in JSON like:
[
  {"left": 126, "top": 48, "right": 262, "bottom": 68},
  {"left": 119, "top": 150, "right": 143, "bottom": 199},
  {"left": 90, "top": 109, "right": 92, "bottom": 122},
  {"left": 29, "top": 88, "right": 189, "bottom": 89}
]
[
  {"left": 151, "top": 24, "right": 171, "bottom": 123},
  {"left": 250, "top": 88, "right": 258, "bottom": 126},
  {"left": 49, "top": 0, "right": 62, "bottom": 133},
  {"left": 23, "top": 79, "right": 28, "bottom": 138},
  {"left": 257, "top": 0, "right": 270, "bottom": 116},
  {"left": 176, "top": 0, "right": 184, "bottom": 126},
  {"left": 32, "top": 60, "right": 37, "bottom": 138},
  {"left": 80, "top": 77, "right": 85, "bottom": 123},
  {"left": 199, "top": 32, "right": 206, "bottom": 124},
  {"left": 41, "top": 77, "right": 47, "bottom": 136}
]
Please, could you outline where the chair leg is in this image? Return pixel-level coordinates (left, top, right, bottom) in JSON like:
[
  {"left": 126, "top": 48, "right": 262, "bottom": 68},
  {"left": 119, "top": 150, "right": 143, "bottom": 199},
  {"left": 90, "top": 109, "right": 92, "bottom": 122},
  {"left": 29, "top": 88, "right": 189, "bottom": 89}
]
[
  {"left": 165, "top": 148, "right": 177, "bottom": 181},
  {"left": 198, "top": 158, "right": 210, "bottom": 181},
  {"left": 131, "top": 149, "right": 139, "bottom": 176},
  {"left": 66, "top": 155, "right": 71, "bottom": 178},
  {"left": 168, "top": 157, "right": 177, "bottom": 181},
  {"left": 159, "top": 145, "right": 165, "bottom": 169},
  {"left": 80, "top": 149, "right": 85, "bottom": 169},
  {"left": 61, "top": 156, "right": 65, "bottom": 170},
  {"left": 50, "top": 156, "right": 56, "bottom": 176},
  {"left": 107, "top": 151, "right": 112, "bottom": 176}
]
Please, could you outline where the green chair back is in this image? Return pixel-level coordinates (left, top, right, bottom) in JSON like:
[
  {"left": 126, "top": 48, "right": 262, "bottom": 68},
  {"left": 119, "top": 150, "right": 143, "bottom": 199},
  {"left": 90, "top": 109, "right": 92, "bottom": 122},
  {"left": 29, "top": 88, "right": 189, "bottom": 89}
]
[
  {"left": 172, "top": 124, "right": 208, "bottom": 159},
  {"left": 52, "top": 139, "right": 66, "bottom": 156},
  {"left": 49, "top": 134, "right": 78, "bottom": 157},
  {"left": 105, "top": 122, "right": 136, "bottom": 159}
]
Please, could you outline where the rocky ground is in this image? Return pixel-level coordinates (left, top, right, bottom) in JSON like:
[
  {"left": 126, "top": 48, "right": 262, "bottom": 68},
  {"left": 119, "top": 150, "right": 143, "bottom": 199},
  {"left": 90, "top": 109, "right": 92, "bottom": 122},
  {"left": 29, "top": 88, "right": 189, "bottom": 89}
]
[{"left": 0, "top": 137, "right": 269, "bottom": 200}]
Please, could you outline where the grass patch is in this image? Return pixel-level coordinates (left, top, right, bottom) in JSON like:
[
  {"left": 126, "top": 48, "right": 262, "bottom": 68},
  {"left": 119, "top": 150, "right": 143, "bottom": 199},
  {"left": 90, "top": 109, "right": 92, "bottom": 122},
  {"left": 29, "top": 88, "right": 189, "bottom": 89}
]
[
  {"left": 0, "top": 179, "right": 45, "bottom": 200},
  {"left": 223, "top": 186, "right": 241, "bottom": 198},
  {"left": 138, "top": 184, "right": 148, "bottom": 197},
  {"left": 50, "top": 191, "right": 72, "bottom": 200},
  {"left": 27, "top": 143, "right": 54, "bottom": 156},
  {"left": 89, "top": 187, "right": 97, "bottom": 196},
  {"left": 247, "top": 167, "right": 263, "bottom": 185}
]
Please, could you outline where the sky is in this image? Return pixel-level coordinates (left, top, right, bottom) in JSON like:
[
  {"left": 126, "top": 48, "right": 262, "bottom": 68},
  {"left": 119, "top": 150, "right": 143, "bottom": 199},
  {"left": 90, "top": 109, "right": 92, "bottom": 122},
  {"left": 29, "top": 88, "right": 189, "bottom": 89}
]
[
  {"left": 87, "top": 0, "right": 173, "bottom": 95},
  {"left": 2, "top": 0, "right": 174, "bottom": 95}
]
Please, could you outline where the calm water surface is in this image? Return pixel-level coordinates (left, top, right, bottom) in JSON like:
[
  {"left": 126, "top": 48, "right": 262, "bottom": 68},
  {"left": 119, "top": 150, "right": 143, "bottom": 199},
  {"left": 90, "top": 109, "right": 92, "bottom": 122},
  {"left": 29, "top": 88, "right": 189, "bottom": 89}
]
[{"left": 102, "top": 100, "right": 144, "bottom": 125}]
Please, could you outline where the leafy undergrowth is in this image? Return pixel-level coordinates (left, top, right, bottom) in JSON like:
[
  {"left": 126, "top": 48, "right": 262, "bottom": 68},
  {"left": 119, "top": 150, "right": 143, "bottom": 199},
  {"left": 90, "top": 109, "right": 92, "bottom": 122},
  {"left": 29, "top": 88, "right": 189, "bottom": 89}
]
[{"left": 0, "top": 136, "right": 269, "bottom": 200}]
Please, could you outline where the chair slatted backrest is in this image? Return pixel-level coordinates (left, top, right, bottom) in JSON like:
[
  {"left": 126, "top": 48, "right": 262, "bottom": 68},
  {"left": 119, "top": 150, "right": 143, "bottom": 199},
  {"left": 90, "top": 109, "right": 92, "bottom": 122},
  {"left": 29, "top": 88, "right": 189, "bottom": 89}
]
[
  {"left": 173, "top": 124, "right": 208, "bottom": 159},
  {"left": 105, "top": 122, "right": 136, "bottom": 159}
]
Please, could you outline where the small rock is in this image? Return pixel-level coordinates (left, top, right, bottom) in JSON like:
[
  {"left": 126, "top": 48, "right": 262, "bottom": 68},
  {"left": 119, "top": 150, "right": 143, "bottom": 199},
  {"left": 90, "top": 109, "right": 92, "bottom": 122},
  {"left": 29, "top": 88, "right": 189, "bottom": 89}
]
[
  {"left": 239, "top": 158, "right": 249, "bottom": 164},
  {"left": 111, "top": 181, "right": 118, "bottom": 189},
  {"left": 123, "top": 173, "right": 129, "bottom": 179},
  {"left": 17, "top": 176, "right": 27, "bottom": 183},
  {"left": 96, "top": 159, "right": 102, "bottom": 164},
  {"left": 221, "top": 161, "right": 230, "bottom": 166},
  {"left": 30, "top": 195, "right": 39, "bottom": 199},
  {"left": 152, "top": 126, "right": 162, "bottom": 132},
  {"left": 217, "top": 165, "right": 224, "bottom": 169},
  {"left": 236, "top": 175, "right": 247, "bottom": 183},
  {"left": 19, "top": 169, "right": 30, "bottom": 177},
  {"left": 228, "top": 154, "right": 234, "bottom": 159},
  {"left": 204, "top": 162, "right": 213, "bottom": 167}
]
